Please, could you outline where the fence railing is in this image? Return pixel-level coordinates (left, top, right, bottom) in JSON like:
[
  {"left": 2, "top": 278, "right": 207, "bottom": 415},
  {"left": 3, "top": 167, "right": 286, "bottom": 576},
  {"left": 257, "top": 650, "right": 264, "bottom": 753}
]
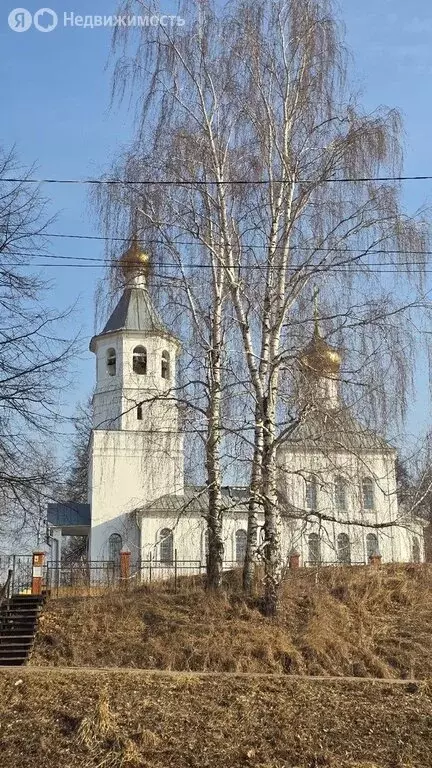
[
  {"left": 0, "top": 555, "right": 33, "bottom": 595},
  {"left": 44, "top": 556, "right": 245, "bottom": 596},
  {"left": 2, "top": 552, "right": 399, "bottom": 598}
]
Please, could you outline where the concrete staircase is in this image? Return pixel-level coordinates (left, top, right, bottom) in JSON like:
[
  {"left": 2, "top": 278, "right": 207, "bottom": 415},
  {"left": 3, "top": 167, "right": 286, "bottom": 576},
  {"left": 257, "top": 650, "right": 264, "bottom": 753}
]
[{"left": 0, "top": 594, "right": 44, "bottom": 666}]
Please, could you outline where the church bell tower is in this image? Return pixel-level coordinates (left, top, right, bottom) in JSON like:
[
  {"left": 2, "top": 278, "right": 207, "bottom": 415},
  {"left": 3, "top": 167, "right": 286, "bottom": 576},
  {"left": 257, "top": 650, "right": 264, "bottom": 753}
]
[{"left": 88, "top": 241, "right": 184, "bottom": 561}]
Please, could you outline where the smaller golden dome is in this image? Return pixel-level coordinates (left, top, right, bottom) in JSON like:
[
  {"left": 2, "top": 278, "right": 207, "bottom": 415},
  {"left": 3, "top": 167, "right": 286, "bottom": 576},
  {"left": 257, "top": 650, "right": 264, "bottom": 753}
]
[
  {"left": 300, "top": 325, "right": 341, "bottom": 378},
  {"left": 119, "top": 239, "right": 151, "bottom": 281}
]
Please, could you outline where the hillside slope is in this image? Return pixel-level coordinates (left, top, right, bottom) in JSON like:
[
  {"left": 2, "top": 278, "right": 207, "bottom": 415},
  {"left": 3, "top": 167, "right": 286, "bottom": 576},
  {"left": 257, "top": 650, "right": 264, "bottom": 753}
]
[
  {"left": 32, "top": 564, "right": 432, "bottom": 678},
  {"left": 0, "top": 669, "right": 431, "bottom": 768}
]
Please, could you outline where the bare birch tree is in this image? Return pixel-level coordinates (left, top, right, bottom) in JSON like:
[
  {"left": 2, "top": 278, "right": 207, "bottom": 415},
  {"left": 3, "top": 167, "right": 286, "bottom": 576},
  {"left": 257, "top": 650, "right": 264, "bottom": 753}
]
[{"left": 97, "top": 0, "right": 430, "bottom": 612}]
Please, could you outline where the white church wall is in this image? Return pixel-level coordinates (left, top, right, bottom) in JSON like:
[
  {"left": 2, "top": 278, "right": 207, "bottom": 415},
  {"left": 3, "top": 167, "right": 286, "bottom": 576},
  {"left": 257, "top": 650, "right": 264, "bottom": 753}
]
[
  {"left": 276, "top": 444, "right": 423, "bottom": 564},
  {"left": 140, "top": 511, "right": 266, "bottom": 567},
  {"left": 89, "top": 429, "right": 184, "bottom": 561}
]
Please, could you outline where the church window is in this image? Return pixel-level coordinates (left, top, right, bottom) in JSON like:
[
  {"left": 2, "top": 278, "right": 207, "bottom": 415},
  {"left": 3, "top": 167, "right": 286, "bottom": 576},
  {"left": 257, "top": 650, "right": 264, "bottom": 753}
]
[
  {"left": 160, "top": 528, "right": 173, "bottom": 564},
  {"left": 137, "top": 403, "right": 143, "bottom": 421},
  {"left": 108, "top": 533, "right": 122, "bottom": 565},
  {"left": 337, "top": 532, "right": 351, "bottom": 564},
  {"left": 334, "top": 476, "right": 347, "bottom": 510},
  {"left": 106, "top": 348, "right": 116, "bottom": 376},
  {"left": 362, "top": 477, "right": 374, "bottom": 510},
  {"left": 305, "top": 477, "right": 318, "bottom": 510},
  {"left": 133, "top": 346, "right": 147, "bottom": 375},
  {"left": 235, "top": 529, "right": 247, "bottom": 564},
  {"left": 366, "top": 532, "right": 379, "bottom": 560},
  {"left": 308, "top": 532, "right": 321, "bottom": 564},
  {"left": 412, "top": 536, "right": 421, "bottom": 563},
  {"left": 161, "top": 350, "right": 170, "bottom": 379}
]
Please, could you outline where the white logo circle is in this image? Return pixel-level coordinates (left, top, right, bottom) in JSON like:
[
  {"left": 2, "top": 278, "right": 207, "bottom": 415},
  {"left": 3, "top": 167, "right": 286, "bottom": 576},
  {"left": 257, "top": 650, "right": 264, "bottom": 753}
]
[
  {"left": 33, "top": 7, "right": 58, "bottom": 32},
  {"left": 8, "top": 8, "right": 32, "bottom": 31}
]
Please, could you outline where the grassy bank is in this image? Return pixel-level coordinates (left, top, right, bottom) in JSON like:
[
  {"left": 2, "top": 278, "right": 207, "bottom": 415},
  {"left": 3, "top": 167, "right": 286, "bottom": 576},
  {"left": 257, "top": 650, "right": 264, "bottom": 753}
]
[
  {"left": 0, "top": 668, "right": 430, "bottom": 768},
  {"left": 32, "top": 564, "right": 432, "bottom": 677}
]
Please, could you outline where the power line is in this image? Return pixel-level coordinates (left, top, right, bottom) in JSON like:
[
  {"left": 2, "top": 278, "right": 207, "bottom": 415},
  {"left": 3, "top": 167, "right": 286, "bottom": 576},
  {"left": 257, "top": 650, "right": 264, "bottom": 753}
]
[
  {"left": 30, "top": 231, "right": 432, "bottom": 257},
  {"left": 6, "top": 260, "right": 432, "bottom": 275},
  {"left": 4, "top": 248, "right": 432, "bottom": 270},
  {"left": 11, "top": 230, "right": 432, "bottom": 258},
  {"left": 3, "top": 174, "right": 432, "bottom": 186}
]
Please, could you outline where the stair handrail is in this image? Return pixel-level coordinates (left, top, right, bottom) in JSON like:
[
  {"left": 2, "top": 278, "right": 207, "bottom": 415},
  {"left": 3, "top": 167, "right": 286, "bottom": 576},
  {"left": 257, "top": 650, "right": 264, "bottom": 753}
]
[{"left": 0, "top": 568, "right": 13, "bottom": 607}]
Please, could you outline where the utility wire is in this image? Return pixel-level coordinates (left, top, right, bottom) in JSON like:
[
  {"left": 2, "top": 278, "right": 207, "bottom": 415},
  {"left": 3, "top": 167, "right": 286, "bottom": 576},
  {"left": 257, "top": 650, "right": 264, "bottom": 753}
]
[
  {"left": 5, "top": 261, "right": 432, "bottom": 275},
  {"left": 6, "top": 250, "right": 432, "bottom": 267},
  {"left": 21, "top": 230, "right": 432, "bottom": 258},
  {"left": 3, "top": 249, "right": 432, "bottom": 270},
  {"left": 3, "top": 174, "right": 432, "bottom": 185}
]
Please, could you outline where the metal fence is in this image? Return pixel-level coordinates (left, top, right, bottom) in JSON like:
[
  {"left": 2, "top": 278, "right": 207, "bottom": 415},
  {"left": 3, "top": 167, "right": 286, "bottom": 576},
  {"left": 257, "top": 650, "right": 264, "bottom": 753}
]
[
  {"left": 45, "top": 560, "right": 126, "bottom": 597},
  {"left": 0, "top": 555, "right": 33, "bottom": 595},
  {"left": 1, "top": 552, "right": 379, "bottom": 599},
  {"left": 44, "top": 556, "right": 245, "bottom": 596}
]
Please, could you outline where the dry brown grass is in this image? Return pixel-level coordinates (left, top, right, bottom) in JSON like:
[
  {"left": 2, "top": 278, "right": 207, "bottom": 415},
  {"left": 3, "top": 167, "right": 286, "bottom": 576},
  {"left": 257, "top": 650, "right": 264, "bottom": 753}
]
[
  {"left": 0, "top": 668, "right": 431, "bottom": 767},
  {"left": 31, "top": 564, "right": 432, "bottom": 679},
  {"left": 31, "top": 566, "right": 432, "bottom": 678}
]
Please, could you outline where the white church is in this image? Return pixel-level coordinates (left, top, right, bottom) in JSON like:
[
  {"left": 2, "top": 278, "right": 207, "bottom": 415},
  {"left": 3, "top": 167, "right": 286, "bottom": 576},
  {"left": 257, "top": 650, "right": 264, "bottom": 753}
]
[{"left": 47, "top": 242, "right": 426, "bottom": 572}]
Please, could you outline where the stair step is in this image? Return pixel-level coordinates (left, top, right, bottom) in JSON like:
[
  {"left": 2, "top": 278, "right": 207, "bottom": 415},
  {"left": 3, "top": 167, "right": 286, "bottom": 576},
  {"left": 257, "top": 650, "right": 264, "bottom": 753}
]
[
  {"left": 0, "top": 592, "right": 44, "bottom": 667},
  {"left": 10, "top": 597, "right": 43, "bottom": 603},
  {"left": 2, "top": 615, "right": 39, "bottom": 622},
  {"left": 12, "top": 595, "right": 44, "bottom": 600},
  {"left": 2, "top": 610, "right": 39, "bottom": 615},
  {"left": 2, "top": 616, "right": 39, "bottom": 623},
  {"left": 0, "top": 633, "right": 35, "bottom": 639},
  {"left": 0, "top": 650, "right": 29, "bottom": 659}
]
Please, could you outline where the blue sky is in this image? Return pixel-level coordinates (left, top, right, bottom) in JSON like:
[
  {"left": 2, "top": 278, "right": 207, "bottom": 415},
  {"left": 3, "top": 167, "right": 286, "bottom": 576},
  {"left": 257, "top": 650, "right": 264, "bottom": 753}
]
[{"left": 1, "top": 0, "right": 432, "bottom": 447}]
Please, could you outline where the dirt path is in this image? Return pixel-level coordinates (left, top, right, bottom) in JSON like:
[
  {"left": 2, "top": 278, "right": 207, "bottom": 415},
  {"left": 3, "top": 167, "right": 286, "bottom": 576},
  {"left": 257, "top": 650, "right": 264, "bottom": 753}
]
[{"left": 0, "top": 665, "right": 422, "bottom": 684}]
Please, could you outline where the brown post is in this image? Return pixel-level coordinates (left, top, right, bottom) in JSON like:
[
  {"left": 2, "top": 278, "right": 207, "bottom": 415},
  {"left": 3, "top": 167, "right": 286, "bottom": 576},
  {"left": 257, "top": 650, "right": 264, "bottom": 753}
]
[
  {"left": 120, "top": 548, "right": 131, "bottom": 584},
  {"left": 289, "top": 550, "right": 301, "bottom": 570},
  {"left": 32, "top": 551, "right": 45, "bottom": 595},
  {"left": 369, "top": 552, "right": 382, "bottom": 568}
]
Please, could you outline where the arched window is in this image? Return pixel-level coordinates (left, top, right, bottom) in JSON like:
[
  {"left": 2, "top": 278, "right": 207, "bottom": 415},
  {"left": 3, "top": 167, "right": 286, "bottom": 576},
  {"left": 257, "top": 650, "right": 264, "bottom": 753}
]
[
  {"left": 161, "top": 350, "right": 170, "bottom": 379},
  {"left": 366, "top": 532, "right": 379, "bottom": 560},
  {"left": 106, "top": 348, "right": 116, "bottom": 376},
  {"left": 412, "top": 536, "right": 421, "bottom": 563},
  {"left": 137, "top": 403, "right": 143, "bottom": 421},
  {"left": 334, "top": 476, "right": 347, "bottom": 511},
  {"left": 337, "top": 532, "right": 351, "bottom": 565},
  {"left": 308, "top": 533, "right": 321, "bottom": 564},
  {"left": 235, "top": 529, "right": 247, "bottom": 564},
  {"left": 160, "top": 528, "right": 173, "bottom": 564},
  {"left": 108, "top": 533, "right": 122, "bottom": 565},
  {"left": 362, "top": 477, "right": 374, "bottom": 510},
  {"left": 305, "top": 477, "right": 318, "bottom": 510},
  {"left": 133, "top": 346, "right": 147, "bottom": 375}
]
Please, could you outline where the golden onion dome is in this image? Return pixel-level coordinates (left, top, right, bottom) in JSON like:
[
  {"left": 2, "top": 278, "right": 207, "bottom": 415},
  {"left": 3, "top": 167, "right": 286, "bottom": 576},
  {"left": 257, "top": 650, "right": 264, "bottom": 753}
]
[
  {"left": 300, "top": 325, "right": 342, "bottom": 378},
  {"left": 119, "top": 239, "right": 151, "bottom": 281}
]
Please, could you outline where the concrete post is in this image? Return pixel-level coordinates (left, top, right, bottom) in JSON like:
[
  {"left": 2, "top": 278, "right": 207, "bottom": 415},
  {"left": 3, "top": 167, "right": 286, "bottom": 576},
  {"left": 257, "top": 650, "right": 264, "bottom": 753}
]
[{"left": 32, "top": 551, "right": 45, "bottom": 595}]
